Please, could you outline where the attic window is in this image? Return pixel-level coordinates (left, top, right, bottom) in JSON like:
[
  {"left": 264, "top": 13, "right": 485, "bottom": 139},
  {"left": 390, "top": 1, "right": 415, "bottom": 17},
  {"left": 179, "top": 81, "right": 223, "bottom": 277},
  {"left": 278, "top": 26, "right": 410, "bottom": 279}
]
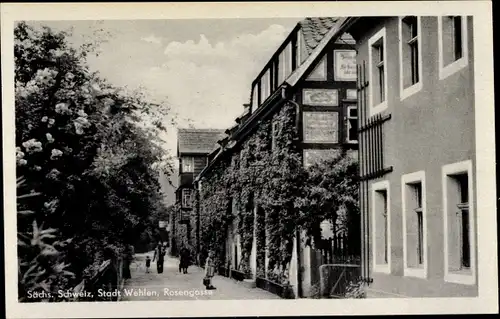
[{"left": 182, "top": 156, "right": 194, "bottom": 173}]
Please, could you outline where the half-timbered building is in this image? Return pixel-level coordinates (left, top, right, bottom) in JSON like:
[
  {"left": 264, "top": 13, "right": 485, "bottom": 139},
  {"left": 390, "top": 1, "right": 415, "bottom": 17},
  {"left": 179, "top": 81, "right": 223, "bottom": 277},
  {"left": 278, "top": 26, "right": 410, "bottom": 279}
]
[{"left": 194, "top": 17, "right": 359, "bottom": 298}]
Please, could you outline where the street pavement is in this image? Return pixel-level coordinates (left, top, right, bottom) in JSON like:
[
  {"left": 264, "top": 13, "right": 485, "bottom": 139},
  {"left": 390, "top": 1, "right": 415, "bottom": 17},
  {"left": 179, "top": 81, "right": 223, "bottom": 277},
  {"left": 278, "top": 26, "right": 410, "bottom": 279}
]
[{"left": 120, "top": 251, "right": 281, "bottom": 301}]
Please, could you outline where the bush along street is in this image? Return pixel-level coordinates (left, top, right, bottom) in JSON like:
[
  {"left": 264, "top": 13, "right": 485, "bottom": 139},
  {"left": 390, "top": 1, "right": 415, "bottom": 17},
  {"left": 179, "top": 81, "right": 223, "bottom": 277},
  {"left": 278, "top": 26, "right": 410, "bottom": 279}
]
[{"left": 15, "top": 22, "right": 173, "bottom": 302}]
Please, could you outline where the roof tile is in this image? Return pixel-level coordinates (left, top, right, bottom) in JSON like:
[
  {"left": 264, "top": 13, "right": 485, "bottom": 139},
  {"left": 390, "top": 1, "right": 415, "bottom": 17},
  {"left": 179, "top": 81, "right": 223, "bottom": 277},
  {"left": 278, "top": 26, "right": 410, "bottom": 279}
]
[{"left": 299, "top": 17, "right": 353, "bottom": 53}]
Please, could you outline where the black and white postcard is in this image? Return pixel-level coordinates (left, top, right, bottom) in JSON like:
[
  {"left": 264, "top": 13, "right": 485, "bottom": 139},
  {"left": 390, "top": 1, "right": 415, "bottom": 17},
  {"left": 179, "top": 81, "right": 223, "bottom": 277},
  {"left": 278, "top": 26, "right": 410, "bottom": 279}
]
[{"left": 1, "top": 1, "right": 497, "bottom": 318}]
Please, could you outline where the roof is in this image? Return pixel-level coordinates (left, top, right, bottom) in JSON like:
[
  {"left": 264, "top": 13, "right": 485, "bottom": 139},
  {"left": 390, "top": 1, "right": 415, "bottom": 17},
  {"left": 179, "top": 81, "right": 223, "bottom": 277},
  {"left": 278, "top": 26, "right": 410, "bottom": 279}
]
[
  {"left": 286, "top": 17, "right": 352, "bottom": 86},
  {"left": 299, "top": 17, "right": 355, "bottom": 54},
  {"left": 177, "top": 128, "right": 226, "bottom": 155},
  {"left": 196, "top": 17, "right": 358, "bottom": 181}
]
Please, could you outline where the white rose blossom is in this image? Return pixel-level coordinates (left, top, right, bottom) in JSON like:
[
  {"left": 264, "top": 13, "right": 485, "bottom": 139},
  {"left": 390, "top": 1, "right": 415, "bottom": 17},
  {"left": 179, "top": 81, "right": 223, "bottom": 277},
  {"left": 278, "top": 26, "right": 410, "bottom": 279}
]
[
  {"left": 76, "top": 109, "right": 88, "bottom": 118},
  {"left": 22, "top": 138, "right": 43, "bottom": 153},
  {"left": 41, "top": 116, "right": 48, "bottom": 123},
  {"left": 55, "top": 102, "right": 71, "bottom": 115},
  {"left": 50, "top": 148, "right": 63, "bottom": 160},
  {"left": 16, "top": 148, "right": 25, "bottom": 161},
  {"left": 46, "top": 133, "right": 54, "bottom": 143}
]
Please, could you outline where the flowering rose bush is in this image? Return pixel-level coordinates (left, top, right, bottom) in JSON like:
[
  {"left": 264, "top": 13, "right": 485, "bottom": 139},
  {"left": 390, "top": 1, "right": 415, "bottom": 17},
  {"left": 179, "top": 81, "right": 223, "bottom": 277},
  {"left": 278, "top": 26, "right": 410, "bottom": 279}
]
[{"left": 15, "top": 21, "right": 174, "bottom": 301}]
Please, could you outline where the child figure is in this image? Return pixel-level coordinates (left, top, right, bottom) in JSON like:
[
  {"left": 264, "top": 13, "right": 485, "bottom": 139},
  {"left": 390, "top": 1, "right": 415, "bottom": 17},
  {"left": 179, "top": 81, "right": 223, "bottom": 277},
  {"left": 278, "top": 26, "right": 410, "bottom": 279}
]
[
  {"left": 203, "top": 250, "right": 216, "bottom": 290},
  {"left": 145, "top": 256, "right": 151, "bottom": 273}
]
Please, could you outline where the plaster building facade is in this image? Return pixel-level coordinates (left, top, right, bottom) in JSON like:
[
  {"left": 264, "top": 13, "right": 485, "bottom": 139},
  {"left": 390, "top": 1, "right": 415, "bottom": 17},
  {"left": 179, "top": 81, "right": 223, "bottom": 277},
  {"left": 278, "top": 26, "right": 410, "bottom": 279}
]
[{"left": 341, "top": 16, "right": 477, "bottom": 297}]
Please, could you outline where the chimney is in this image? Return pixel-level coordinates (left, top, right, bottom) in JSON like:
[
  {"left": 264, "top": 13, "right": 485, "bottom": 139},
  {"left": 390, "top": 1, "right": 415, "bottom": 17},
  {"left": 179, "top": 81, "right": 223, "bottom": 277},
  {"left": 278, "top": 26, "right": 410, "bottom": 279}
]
[{"left": 243, "top": 103, "right": 251, "bottom": 114}]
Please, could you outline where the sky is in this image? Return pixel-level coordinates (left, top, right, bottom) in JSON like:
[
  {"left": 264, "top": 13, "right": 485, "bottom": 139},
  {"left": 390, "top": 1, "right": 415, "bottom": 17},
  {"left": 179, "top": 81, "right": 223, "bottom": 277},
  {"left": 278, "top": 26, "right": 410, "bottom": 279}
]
[{"left": 37, "top": 18, "right": 301, "bottom": 160}]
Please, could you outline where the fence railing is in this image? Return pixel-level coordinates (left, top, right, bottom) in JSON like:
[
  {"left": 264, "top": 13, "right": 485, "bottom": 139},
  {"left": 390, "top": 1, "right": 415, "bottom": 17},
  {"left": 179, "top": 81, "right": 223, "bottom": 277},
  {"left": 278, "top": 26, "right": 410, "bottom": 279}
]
[
  {"left": 319, "top": 264, "right": 361, "bottom": 298},
  {"left": 317, "top": 235, "right": 361, "bottom": 265}
]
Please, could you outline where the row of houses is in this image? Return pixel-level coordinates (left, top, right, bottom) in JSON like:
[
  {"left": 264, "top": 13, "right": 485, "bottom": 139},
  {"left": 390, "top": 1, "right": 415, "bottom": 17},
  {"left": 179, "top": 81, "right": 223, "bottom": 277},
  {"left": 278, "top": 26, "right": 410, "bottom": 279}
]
[{"left": 167, "top": 15, "right": 477, "bottom": 298}]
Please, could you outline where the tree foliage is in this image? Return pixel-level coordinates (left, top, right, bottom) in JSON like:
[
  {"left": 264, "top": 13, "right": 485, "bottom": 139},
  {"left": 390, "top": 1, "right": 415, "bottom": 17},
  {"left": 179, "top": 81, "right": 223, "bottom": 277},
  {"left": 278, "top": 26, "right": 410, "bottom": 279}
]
[{"left": 14, "top": 21, "right": 173, "bottom": 301}]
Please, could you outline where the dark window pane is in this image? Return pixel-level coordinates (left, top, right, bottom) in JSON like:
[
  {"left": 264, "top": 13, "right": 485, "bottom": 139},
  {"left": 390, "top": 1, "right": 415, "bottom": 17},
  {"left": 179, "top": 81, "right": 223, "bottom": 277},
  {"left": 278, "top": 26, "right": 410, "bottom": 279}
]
[{"left": 453, "top": 16, "right": 463, "bottom": 60}]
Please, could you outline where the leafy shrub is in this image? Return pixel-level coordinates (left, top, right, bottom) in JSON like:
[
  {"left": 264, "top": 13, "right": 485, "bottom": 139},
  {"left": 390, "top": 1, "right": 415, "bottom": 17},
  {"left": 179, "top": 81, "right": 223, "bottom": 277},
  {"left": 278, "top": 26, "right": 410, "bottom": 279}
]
[{"left": 17, "top": 177, "right": 75, "bottom": 302}]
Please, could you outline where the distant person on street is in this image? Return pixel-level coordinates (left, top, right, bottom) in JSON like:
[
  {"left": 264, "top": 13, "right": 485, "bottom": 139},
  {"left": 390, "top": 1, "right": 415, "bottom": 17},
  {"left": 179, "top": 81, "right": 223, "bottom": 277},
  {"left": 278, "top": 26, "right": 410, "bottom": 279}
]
[
  {"left": 203, "top": 250, "right": 216, "bottom": 290},
  {"left": 153, "top": 242, "right": 165, "bottom": 274},
  {"left": 179, "top": 246, "right": 190, "bottom": 274},
  {"left": 145, "top": 256, "right": 151, "bottom": 273},
  {"left": 123, "top": 244, "right": 134, "bottom": 279}
]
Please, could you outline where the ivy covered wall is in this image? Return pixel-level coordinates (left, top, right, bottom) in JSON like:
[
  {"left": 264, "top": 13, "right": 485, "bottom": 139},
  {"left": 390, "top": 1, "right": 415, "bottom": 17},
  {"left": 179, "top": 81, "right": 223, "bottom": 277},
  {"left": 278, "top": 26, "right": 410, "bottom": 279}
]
[{"left": 197, "top": 101, "right": 360, "bottom": 285}]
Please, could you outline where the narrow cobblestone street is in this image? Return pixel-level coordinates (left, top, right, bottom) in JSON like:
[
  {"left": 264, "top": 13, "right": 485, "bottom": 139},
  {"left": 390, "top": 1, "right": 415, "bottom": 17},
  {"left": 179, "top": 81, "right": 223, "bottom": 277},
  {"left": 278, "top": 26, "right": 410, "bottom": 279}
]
[{"left": 121, "top": 252, "right": 280, "bottom": 301}]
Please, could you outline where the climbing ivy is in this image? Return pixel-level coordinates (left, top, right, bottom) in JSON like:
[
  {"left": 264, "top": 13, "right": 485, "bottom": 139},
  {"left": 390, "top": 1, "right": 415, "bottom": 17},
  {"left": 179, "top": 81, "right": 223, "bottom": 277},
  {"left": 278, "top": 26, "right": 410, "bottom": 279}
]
[{"left": 197, "top": 102, "right": 359, "bottom": 284}]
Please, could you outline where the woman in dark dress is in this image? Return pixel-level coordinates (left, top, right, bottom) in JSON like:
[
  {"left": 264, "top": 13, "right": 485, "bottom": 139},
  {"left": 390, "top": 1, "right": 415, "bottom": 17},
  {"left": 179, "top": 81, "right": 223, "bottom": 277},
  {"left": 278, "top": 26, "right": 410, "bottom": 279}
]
[
  {"left": 153, "top": 243, "right": 165, "bottom": 274},
  {"left": 179, "top": 246, "right": 190, "bottom": 274}
]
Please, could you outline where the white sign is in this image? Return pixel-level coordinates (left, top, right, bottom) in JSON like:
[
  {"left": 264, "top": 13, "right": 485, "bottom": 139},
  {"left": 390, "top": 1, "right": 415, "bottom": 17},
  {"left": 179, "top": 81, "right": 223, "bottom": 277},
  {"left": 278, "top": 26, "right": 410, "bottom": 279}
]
[
  {"left": 302, "top": 89, "right": 338, "bottom": 106},
  {"left": 334, "top": 50, "right": 357, "bottom": 81},
  {"left": 159, "top": 221, "right": 167, "bottom": 228},
  {"left": 303, "top": 112, "right": 339, "bottom": 143},
  {"left": 346, "top": 89, "right": 357, "bottom": 100}
]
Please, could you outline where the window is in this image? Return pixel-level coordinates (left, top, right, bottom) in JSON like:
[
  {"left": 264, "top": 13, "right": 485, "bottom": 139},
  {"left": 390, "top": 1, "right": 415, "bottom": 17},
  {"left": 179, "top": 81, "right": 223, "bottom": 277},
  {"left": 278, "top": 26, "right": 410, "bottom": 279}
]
[
  {"left": 278, "top": 44, "right": 293, "bottom": 85},
  {"left": 346, "top": 106, "right": 358, "bottom": 143},
  {"left": 251, "top": 85, "right": 259, "bottom": 111},
  {"left": 368, "top": 28, "right": 388, "bottom": 116},
  {"left": 260, "top": 70, "right": 271, "bottom": 104},
  {"left": 402, "top": 171, "right": 427, "bottom": 278},
  {"left": 442, "top": 160, "right": 475, "bottom": 285},
  {"left": 438, "top": 16, "right": 468, "bottom": 80},
  {"left": 372, "top": 180, "right": 391, "bottom": 273},
  {"left": 182, "top": 189, "right": 193, "bottom": 208},
  {"left": 399, "top": 16, "right": 422, "bottom": 99},
  {"left": 182, "top": 156, "right": 194, "bottom": 173}
]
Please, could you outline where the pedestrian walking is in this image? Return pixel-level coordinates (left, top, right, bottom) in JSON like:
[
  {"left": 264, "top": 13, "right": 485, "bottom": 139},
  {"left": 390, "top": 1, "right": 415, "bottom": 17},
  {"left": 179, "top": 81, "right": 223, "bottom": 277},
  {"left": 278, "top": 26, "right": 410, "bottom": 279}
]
[
  {"left": 145, "top": 256, "right": 151, "bottom": 273},
  {"left": 152, "top": 242, "right": 165, "bottom": 274},
  {"left": 123, "top": 244, "right": 134, "bottom": 279},
  {"left": 203, "top": 250, "right": 216, "bottom": 290},
  {"left": 179, "top": 246, "right": 190, "bottom": 274}
]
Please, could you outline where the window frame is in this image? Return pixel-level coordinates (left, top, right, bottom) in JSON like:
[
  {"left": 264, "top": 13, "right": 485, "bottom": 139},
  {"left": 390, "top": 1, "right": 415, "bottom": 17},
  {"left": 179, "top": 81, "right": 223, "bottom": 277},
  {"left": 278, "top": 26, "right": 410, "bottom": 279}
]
[
  {"left": 346, "top": 105, "right": 358, "bottom": 144},
  {"left": 438, "top": 15, "right": 469, "bottom": 80},
  {"left": 368, "top": 27, "right": 388, "bottom": 117},
  {"left": 371, "top": 180, "right": 391, "bottom": 274},
  {"left": 401, "top": 170, "right": 428, "bottom": 279},
  {"left": 398, "top": 16, "right": 423, "bottom": 100},
  {"left": 442, "top": 160, "right": 476, "bottom": 285},
  {"left": 182, "top": 188, "right": 193, "bottom": 209},
  {"left": 182, "top": 156, "right": 194, "bottom": 173}
]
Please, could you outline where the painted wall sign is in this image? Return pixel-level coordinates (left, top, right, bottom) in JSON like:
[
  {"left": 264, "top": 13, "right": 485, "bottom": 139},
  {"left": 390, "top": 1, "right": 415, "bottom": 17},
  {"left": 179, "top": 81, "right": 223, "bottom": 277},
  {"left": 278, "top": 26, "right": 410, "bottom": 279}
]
[
  {"left": 346, "top": 89, "right": 358, "bottom": 100},
  {"left": 302, "top": 89, "right": 338, "bottom": 106},
  {"left": 303, "top": 111, "right": 339, "bottom": 143},
  {"left": 303, "top": 149, "right": 342, "bottom": 168},
  {"left": 306, "top": 56, "right": 327, "bottom": 81},
  {"left": 334, "top": 50, "right": 357, "bottom": 81}
]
